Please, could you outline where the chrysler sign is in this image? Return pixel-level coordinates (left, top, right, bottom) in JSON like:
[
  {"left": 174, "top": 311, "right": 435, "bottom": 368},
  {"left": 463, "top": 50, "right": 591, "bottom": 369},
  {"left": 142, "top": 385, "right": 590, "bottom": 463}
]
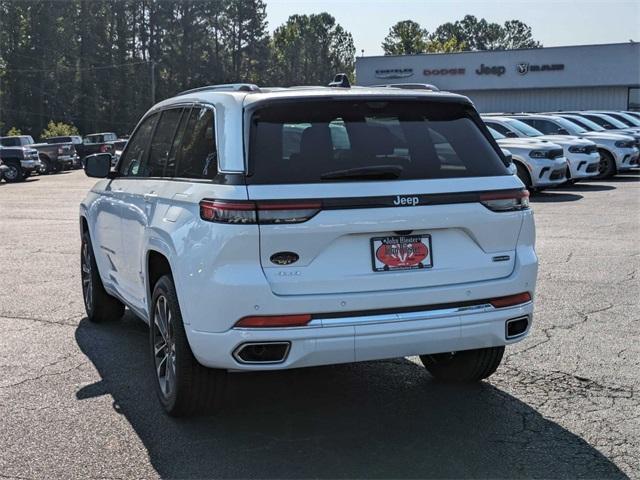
[{"left": 375, "top": 68, "right": 413, "bottom": 79}]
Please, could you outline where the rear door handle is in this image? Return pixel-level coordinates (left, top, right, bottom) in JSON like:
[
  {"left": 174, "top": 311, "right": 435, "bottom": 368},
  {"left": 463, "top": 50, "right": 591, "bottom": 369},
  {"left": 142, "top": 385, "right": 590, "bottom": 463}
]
[{"left": 143, "top": 192, "right": 158, "bottom": 202}]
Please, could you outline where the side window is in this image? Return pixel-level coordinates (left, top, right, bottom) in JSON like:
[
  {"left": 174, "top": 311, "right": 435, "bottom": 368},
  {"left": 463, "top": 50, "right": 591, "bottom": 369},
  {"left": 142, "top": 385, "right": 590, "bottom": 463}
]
[
  {"left": 165, "top": 108, "right": 191, "bottom": 176},
  {"left": 147, "top": 108, "right": 183, "bottom": 178},
  {"left": 486, "top": 122, "right": 512, "bottom": 137},
  {"left": 174, "top": 107, "right": 217, "bottom": 179},
  {"left": 534, "top": 120, "right": 557, "bottom": 135},
  {"left": 119, "top": 114, "right": 158, "bottom": 177}
]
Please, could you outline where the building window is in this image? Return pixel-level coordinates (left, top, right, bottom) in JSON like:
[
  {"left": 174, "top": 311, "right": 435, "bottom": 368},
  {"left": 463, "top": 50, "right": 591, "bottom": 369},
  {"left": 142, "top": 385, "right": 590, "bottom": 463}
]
[{"left": 629, "top": 88, "right": 640, "bottom": 111}]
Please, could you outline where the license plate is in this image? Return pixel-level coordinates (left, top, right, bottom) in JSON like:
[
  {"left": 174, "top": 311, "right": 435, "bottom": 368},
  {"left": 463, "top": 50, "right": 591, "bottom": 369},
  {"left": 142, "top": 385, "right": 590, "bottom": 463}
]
[{"left": 371, "top": 234, "right": 433, "bottom": 272}]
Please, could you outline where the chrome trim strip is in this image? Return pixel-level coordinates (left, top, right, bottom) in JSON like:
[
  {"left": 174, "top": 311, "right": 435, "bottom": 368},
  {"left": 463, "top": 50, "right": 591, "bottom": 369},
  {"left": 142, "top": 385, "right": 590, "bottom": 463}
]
[
  {"left": 312, "top": 303, "right": 494, "bottom": 327},
  {"left": 230, "top": 301, "right": 533, "bottom": 331}
]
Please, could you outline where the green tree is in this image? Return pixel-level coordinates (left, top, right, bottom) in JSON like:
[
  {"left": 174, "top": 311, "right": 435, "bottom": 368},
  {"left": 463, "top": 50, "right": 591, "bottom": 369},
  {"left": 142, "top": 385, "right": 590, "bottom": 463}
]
[
  {"left": 270, "top": 13, "right": 355, "bottom": 85},
  {"left": 6, "top": 126, "right": 22, "bottom": 136},
  {"left": 501, "top": 20, "right": 542, "bottom": 49},
  {"left": 382, "top": 20, "right": 429, "bottom": 55},
  {"left": 40, "top": 121, "right": 79, "bottom": 139},
  {"left": 429, "top": 15, "right": 541, "bottom": 51},
  {"left": 426, "top": 37, "right": 467, "bottom": 53}
]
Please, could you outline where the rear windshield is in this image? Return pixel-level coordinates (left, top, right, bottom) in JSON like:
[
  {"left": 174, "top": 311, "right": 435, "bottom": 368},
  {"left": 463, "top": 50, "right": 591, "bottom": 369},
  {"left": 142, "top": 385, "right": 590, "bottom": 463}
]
[
  {"left": 46, "top": 137, "right": 71, "bottom": 143},
  {"left": 247, "top": 100, "right": 508, "bottom": 184}
]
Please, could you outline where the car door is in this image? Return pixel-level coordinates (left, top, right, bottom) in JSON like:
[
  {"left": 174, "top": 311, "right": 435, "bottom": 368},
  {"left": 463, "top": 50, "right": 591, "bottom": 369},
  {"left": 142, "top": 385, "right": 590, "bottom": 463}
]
[
  {"left": 111, "top": 113, "right": 159, "bottom": 311},
  {"left": 118, "top": 108, "right": 185, "bottom": 313}
]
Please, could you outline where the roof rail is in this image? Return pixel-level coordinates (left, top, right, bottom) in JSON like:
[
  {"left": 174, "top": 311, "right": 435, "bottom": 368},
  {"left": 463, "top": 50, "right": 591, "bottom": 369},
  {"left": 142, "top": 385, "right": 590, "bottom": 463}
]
[
  {"left": 372, "top": 83, "right": 440, "bottom": 92},
  {"left": 177, "top": 83, "right": 260, "bottom": 96}
]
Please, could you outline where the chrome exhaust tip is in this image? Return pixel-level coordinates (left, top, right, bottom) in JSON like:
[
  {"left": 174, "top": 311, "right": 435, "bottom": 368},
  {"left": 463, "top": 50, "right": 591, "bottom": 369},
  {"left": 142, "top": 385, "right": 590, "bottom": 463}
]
[
  {"left": 233, "top": 342, "right": 290, "bottom": 364},
  {"left": 505, "top": 316, "right": 529, "bottom": 340}
]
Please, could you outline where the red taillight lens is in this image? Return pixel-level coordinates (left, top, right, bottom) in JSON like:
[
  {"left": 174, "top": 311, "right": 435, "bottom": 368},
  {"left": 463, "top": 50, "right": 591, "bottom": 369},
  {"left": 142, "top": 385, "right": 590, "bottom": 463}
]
[
  {"left": 199, "top": 199, "right": 321, "bottom": 224},
  {"left": 480, "top": 189, "right": 529, "bottom": 212},
  {"left": 200, "top": 200, "right": 257, "bottom": 224},
  {"left": 235, "top": 314, "right": 312, "bottom": 328},
  {"left": 490, "top": 292, "right": 532, "bottom": 308},
  {"left": 257, "top": 201, "right": 321, "bottom": 224}
]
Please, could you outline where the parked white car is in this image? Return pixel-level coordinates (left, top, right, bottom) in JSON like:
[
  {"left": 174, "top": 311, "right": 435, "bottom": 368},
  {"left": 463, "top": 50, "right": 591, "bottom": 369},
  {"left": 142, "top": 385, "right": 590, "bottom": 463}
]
[
  {"left": 590, "top": 111, "right": 640, "bottom": 129},
  {"left": 486, "top": 126, "right": 567, "bottom": 190},
  {"left": 483, "top": 116, "right": 600, "bottom": 183},
  {"left": 533, "top": 114, "right": 640, "bottom": 177},
  {"left": 564, "top": 112, "right": 640, "bottom": 139},
  {"left": 80, "top": 83, "right": 537, "bottom": 416}
]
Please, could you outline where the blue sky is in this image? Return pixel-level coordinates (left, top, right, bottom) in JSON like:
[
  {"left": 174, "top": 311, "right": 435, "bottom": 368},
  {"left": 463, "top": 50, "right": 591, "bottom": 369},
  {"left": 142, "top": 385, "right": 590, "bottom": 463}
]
[{"left": 265, "top": 0, "right": 640, "bottom": 56}]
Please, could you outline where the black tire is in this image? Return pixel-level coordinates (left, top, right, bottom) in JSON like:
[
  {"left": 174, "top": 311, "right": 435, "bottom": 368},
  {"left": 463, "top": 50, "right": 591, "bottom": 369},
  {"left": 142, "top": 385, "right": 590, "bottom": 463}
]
[
  {"left": 39, "top": 155, "right": 52, "bottom": 174},
  {"left": 563, "top": 166, "right": 576, "bottom": 185},
  {"left": 81, "top": 230, "right": 125, "bottom": 322},
  {"left": 420, "top": 346, "right": 505, "bottom": 382},
  {"left": 150, "top": 275, "right": 226, "bottom": 417},
  {"left": 595, "top": 149, "right": 616, "bottom": 179},
  {"left": 515, "top": 162, "right": 532, "bottom": 191},
  {"left": 3, "top": 161, "right": 24, "bottom": 183}
]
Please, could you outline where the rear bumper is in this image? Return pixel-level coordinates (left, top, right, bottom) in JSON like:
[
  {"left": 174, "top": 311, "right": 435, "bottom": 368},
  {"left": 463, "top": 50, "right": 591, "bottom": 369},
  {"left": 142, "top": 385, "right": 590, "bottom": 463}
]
[{"left": 187, "top": 301, "right": 533, "bottom": 371}]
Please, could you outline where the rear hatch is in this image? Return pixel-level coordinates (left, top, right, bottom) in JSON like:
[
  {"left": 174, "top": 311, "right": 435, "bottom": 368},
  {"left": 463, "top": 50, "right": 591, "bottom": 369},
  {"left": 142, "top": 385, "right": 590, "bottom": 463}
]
[{"left": 245, "top": 98, "right": 526, "bottom": 296}]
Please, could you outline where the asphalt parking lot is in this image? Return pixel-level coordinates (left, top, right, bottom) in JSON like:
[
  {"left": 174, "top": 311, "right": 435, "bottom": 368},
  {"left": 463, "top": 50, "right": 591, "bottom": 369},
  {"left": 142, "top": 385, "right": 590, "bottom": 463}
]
[{"left": 0, "top": 169, "right": 638, "bottom": 479}]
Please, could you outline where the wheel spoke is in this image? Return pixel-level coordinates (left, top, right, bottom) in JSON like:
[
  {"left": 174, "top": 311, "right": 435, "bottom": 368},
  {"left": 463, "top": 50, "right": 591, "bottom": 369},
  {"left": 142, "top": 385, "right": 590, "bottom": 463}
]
[
  {"left": 154, "top": 338, "right": 167, "bottom": 357},
  {"left": 155, "top": 302, "right": 168, "bottom": 343},
  {"left": 156, "top": 354, "right": 167, "bottom": 378}
]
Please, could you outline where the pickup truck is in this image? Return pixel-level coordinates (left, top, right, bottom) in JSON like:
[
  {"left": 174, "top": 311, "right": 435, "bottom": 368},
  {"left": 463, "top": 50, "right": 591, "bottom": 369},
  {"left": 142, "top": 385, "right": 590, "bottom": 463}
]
[
  {"left": 0, "top": 135, "right": 74, "bottom": 173},
  {"left": 0, "top": 145, "right": 42, "bottom": 182},
  {"left": 45, "top": 135, "right": 83, "bottom": 169},
  {"left": 76, "top": 132, "right": 118, "bottom": 160}
]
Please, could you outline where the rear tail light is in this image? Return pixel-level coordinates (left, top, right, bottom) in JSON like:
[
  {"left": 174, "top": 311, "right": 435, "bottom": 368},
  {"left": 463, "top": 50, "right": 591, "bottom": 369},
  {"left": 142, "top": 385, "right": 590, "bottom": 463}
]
[
  {"left": 479, "top": 189, "right": 529, "bottom": 212},
  {"left": 235, "top": 314, "right": 312, "bottom": 328},
  {"left": 200, "top": 199, "right": 321, "bottom": 224},
  {"left": 490, "top": 292, "right": 532, "bottom": 308}
]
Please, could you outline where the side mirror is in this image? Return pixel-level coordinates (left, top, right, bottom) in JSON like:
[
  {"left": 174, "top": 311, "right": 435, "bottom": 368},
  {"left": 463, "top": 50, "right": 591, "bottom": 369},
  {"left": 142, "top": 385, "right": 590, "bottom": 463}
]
[
  {"left": 505, "top": 131, "right": 518, "bottom": 138},
  {"left": 84, "top": 153, "right": 112, "bottom": 178},
  {"left": 500, "top": 148, "right": 514, "bottom": 168},
  {"left": 558, "top": 128, "right": 569, "bottom": 135}
]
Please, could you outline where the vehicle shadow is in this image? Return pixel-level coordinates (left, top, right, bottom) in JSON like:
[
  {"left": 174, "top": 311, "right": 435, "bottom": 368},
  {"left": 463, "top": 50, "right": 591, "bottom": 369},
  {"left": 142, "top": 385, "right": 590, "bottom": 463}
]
[
  {"left": 602, "top": 174, "right": 640, "bottom": 183},
  {"left": 75, "top": 314, "right": 625, "bottom": 479},
  {"left": 553, "top": 183, "right": 615, "bottom": 192},
  {"left": 0, "top": 177, "right": 40, "bottom": 185},
  {"left": 529, "top": 191, "right": 583, "bottom": 203}
]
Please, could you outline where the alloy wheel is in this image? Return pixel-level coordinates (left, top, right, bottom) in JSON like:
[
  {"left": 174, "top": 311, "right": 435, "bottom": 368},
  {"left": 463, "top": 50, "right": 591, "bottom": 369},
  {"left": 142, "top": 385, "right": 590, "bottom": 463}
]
[
  {"left": 153, "top": 295, "right": 176, "bottom": 398},
  {"left": 81, "top": 241, "right": 93, "bottom": 311},
  {"left": 4, "top": 165, "right": 18, "bottom": 181}
]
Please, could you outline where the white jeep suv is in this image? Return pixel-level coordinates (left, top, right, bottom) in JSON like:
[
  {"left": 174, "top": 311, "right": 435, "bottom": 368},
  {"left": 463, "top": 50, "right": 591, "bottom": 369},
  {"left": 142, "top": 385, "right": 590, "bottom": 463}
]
[{"left": 80, "top": 83, "right": 538, "bottom": 416}]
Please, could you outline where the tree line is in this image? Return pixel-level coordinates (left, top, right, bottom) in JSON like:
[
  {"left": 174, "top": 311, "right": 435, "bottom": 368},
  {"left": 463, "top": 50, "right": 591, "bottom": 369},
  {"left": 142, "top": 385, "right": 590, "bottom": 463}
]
[
  {"left": 382, "top": 16, "right": 541, "bottom": 55},
  {"left": 0, "top": 1, "right": 540, "bottom": 138}
]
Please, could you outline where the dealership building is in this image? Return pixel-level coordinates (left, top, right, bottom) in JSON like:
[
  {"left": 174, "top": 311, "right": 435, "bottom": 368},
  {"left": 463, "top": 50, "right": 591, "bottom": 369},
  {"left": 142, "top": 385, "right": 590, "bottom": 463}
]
[{"left": 355, "top": 42, "right": 640, "bottom": 113}]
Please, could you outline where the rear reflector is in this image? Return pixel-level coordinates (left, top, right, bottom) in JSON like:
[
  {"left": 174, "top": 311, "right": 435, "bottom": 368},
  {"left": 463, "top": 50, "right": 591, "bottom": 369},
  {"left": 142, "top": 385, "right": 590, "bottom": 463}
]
[
  {"left": 235, "top": 314, "right": 312, "bottom": 328},
  {"left": 479, "top": 189, "right": 529, "bottom": 212},
  {"left": 490, "top": 292, "right": 532, "bottom": 308},
  {"left": 200, "top": 199, "right": 321, "bottom": 224}
]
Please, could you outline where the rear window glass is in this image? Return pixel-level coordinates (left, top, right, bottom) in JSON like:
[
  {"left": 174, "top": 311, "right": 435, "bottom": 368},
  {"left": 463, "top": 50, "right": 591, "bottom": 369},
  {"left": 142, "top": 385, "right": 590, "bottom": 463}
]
[{"left": 247, "top": 100, "right": 507, "bottom": 184}]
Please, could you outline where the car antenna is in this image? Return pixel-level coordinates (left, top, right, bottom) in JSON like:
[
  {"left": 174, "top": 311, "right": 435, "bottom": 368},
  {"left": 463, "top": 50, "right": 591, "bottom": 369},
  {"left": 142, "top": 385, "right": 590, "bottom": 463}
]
[{"left": 328, "top": 73, "right": 351, "bottom": 88}]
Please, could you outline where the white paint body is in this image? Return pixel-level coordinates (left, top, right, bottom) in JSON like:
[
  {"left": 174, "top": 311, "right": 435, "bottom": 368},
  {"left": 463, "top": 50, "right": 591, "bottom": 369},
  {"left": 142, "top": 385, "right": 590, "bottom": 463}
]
[{"left": 80, "top": 87, "right": 538, "bottom": 371}]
